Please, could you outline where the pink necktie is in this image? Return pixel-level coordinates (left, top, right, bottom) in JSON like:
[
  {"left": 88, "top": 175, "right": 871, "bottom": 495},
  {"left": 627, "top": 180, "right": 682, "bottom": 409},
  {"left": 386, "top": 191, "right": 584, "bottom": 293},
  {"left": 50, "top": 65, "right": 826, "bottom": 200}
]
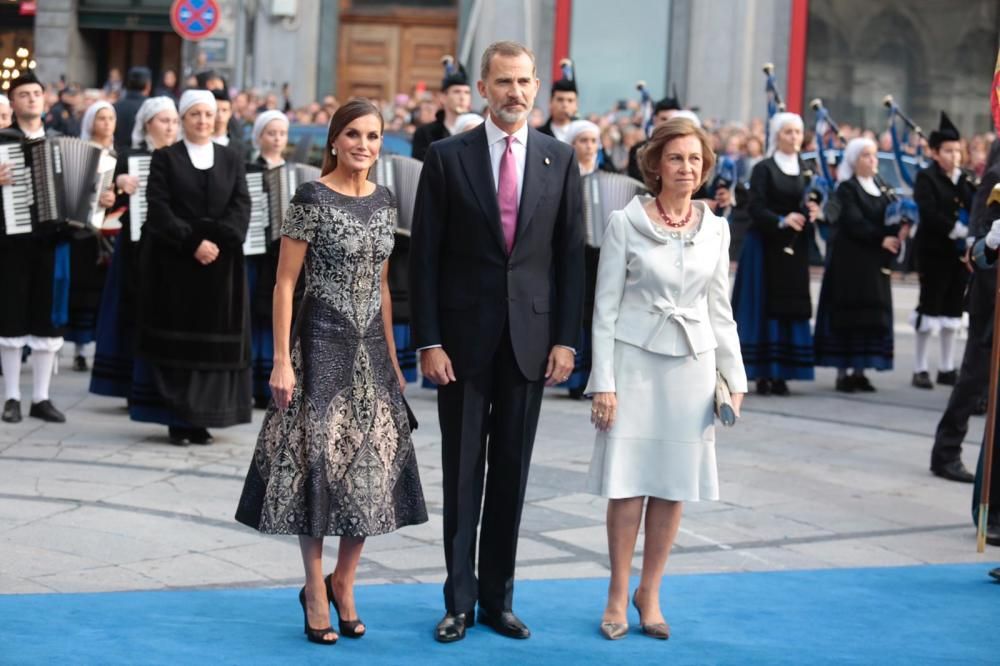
[{"left": 498, "top": 135, "right": 519, "bottom": 254}]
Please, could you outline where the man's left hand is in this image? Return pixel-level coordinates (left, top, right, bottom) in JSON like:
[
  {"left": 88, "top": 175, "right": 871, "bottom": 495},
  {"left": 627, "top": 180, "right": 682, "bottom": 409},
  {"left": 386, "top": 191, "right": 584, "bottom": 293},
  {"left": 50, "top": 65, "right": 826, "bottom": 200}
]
[{"left": 545, "top": 346, "right": 575, "bottom": 387}]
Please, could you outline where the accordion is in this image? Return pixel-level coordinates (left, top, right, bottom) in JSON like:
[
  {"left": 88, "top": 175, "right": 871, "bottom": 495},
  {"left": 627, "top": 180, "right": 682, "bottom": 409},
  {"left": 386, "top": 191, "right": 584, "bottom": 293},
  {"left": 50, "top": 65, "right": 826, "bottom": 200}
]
[
  {"left": 581, "top": 171, "right": 648, "bottom": 248},
  {"left": 127, "top": 152, "right": 153, "bottom": 242},
  {"left": 369, "top": 154, "right": 423, "bottom": 235},
  {"left": 244, "top": 163, "right": 302, "bottom": 256},
  {"left": 0, "top": 136, "right": 105, "bottom": 236}
]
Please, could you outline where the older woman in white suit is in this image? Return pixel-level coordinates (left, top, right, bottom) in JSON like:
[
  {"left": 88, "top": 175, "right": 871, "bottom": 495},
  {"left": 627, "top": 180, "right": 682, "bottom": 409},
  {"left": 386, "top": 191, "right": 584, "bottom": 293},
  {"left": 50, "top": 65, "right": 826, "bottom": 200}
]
[{"left": 586, "top": 118, "right": 747, "bottom": 640}]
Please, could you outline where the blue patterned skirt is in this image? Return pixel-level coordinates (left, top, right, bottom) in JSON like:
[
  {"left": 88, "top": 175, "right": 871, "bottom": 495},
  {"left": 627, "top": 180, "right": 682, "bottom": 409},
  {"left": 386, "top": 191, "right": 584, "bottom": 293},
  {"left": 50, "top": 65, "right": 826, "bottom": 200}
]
[
  {"left": 90, "top": 234, "right": 133, "bottom": 398},
  {"left": 732, "top": 230, "right": 815, "bottom": 381}
]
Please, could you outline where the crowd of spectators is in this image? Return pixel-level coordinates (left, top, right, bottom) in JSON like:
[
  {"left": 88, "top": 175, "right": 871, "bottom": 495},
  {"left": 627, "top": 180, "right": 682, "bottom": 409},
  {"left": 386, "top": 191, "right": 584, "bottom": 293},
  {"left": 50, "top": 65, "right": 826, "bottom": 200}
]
[{"left": 27, "top": 67, "right": 996, "bottom": 177}]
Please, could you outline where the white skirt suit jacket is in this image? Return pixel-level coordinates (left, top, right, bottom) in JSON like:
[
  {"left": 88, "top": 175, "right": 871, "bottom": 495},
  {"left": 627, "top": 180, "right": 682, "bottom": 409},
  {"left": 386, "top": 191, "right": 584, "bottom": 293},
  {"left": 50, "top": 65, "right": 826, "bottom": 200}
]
[{"left": 584, "top": 196, "right": 748, "bottom": 501}]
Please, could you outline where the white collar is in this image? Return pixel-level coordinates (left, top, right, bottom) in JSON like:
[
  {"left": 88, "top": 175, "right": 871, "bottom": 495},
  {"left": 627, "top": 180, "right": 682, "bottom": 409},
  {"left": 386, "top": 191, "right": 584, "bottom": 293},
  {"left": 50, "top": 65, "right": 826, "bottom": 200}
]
[
  {"left": 950, "top": 168, "right": 961, "bottom": 185},
  {"left": 485, "top": 114, "right": 529, "bottom": 147},
  {"left": 773, "top": 151, "right": 800, "bottom": 176},
  {"left": 183, "top": 139, "right": 215, "bottom": 170},
  {"left": 856, "top": 175, "right": 881, "bottom": 197},
  {"left": 22, "top": 125, "right": 45, "bottom": 140}
]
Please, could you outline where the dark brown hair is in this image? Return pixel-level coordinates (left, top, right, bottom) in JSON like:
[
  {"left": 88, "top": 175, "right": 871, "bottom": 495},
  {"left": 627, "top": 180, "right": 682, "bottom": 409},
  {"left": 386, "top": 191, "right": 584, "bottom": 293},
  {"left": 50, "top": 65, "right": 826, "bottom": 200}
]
[
  {"left": 638, "top": 118, "right": 716, "bottom": 195},
  {"left": 320, "top": 97, "right": 384, "bottom": 176}
]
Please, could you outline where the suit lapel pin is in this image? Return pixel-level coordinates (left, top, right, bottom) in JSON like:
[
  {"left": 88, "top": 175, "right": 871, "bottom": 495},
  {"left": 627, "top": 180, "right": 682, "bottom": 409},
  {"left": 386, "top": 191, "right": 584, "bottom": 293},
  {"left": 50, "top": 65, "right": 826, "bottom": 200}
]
[{"left": 544, "top": 157, "right": 551, "bottom": 165}]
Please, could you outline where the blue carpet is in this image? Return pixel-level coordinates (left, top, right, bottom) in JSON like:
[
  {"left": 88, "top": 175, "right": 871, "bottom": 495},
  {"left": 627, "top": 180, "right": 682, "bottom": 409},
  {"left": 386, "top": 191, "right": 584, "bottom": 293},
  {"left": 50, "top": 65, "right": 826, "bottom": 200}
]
[{"left": 2, "top": 564, "right": 998, "bottom": 665}]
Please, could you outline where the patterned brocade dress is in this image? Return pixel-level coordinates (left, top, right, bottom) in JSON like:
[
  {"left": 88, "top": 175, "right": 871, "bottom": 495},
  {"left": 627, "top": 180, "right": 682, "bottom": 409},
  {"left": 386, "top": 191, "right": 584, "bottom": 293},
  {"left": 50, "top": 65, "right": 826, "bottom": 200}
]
[{"left": 235, "top": 181, "right": 427, "bottom": 537}]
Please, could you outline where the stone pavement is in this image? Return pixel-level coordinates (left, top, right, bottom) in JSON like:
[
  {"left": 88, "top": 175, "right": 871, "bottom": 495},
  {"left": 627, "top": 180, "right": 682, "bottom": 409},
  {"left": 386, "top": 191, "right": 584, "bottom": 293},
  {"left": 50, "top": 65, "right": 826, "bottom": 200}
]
[{"left": 1, "top": 279, "right": 996, "bottom": 596}]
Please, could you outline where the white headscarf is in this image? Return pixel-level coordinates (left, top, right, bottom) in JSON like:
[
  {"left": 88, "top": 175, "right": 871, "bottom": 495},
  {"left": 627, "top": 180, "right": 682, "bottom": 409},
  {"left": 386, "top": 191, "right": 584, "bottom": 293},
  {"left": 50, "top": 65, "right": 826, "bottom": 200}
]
[
  {"left": 767, "top": 112, "right": 804, "bottom": 157},
  {"left": 178, "top": 89, "right": 217, "bottom": 118},
  {"left": 80, "top": 101, "right": 114, "bottom": 143},
  {"left": 564, "top": 119, "right": 601, "bottom": 145},
  {"left": 252, "top": 110, "right": 289, "bottom": 150},
  {"left": 131, "top": 96, "right": 177, "bottom": 149},
  {"left": 0, "top": 94, "right": 9, "bottom": 107},
  {"left": 836, "top": 137, "right": 877, "bottom": 182},
  {"left": 452, "top": 112, "right": 484, "bottom": 134},
  {"left": 671, "top": 109, "right": 702, "bottom": 128}
]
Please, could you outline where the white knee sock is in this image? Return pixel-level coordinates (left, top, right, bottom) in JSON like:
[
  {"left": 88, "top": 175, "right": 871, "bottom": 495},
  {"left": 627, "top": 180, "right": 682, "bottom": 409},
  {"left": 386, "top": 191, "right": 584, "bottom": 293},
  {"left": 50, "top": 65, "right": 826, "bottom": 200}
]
[
  {"left": 939, "top": 328, "right": 958, "bottom": 372},
  {"left": 1, "top": 347, "right": 22, "bottom": 401},
  {"left": 914, "top": 330, "right": 931, "bottom": 373},
  {"left": 31, "top": 350, "right": 56, "bottom": 403}
]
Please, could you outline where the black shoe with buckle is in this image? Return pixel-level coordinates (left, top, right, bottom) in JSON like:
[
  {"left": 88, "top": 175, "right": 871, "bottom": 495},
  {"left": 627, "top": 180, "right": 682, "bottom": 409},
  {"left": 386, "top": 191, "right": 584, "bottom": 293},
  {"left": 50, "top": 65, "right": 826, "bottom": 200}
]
[
  {"left": 2, "top": 399, "right": 22, "bottom": 423},
  {"left": 477, "top": 608, "right": 530, "bottom": 639},
  {"left": 912, "top": 372, "right": 933, "bottom": 389},
  {"left": 188, "top": 428, "right": 214, "bottom": 445},
  {"left": 930, "top": 460, "right": 974, "bottom": 483},
  {"left": 435, "top": 611, "right": 474, "bottom": 643},
  {"left": 168, "top": 426, "right": 190, "bottom": 445},
  {"left": 771, "top": 379, "right": 790, "bottom": 396},
  {"left": 29, "top": 400, "right": 65, "bottom": 423}
]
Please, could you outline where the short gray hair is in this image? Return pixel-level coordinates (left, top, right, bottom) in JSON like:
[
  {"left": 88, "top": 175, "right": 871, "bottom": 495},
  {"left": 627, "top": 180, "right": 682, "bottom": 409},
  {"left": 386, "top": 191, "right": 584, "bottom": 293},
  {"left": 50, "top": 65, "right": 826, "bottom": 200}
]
[{"left": 480, "top": 41, "right": 536, "bottom": 81}]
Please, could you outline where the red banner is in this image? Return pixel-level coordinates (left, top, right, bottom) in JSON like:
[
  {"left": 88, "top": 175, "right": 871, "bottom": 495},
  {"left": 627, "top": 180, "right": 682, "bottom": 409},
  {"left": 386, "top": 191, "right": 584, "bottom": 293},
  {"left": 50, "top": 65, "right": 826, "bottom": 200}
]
[{"left": 992, "top": 48, "right": 1000, "bottom": 134}]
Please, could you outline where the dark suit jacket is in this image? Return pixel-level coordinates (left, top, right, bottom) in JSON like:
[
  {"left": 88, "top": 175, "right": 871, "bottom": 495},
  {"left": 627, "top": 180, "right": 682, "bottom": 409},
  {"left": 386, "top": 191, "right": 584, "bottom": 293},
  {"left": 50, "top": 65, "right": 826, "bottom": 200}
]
[
  {"left": 913, "top": 161, "right": 976, "bottom": 265},
  {"left": 411, "top": 113, "right": 450, "bottom": 162},
  {"left": 409, "top": 123, "right": 585, "bottom": 381},
  {"left": 113, "top": 91, "right": 148, "bottom": 153}
]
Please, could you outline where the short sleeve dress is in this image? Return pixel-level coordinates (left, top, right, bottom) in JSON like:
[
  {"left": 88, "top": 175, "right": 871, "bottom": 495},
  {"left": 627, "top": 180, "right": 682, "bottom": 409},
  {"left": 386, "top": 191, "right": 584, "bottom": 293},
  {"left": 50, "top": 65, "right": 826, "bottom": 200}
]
[{"left": 235, "top": 181, "right": 428, "bottom": 537}]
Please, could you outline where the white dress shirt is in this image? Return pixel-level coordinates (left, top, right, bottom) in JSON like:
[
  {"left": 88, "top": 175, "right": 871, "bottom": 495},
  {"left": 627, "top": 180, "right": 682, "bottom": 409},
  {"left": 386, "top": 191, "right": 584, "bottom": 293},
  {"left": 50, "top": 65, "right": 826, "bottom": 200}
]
[
  {"left": 484, "top": 115, "right": 527, "bottom": 201},
  {"left": 184, "top": 139, "right": 215, "bottom": 170},
  {"left": 22, "top": 125, "right": 45, "bottom": 140}
]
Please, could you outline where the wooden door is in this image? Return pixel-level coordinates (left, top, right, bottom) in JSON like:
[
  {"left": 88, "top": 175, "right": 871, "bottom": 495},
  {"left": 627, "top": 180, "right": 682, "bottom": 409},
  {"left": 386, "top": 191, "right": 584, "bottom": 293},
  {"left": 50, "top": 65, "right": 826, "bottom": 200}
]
[
  {"left": 398, "top": 25, "right": 456, "bottom": 94},
  {"left": 337, "top": 23, "right": 400, "bottom": 101}
]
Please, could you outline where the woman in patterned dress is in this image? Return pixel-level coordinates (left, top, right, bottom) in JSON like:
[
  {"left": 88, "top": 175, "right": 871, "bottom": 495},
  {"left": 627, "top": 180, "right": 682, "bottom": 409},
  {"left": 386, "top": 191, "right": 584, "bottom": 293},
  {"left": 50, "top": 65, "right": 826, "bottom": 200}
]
[{"left": 235, "top": 99, "right": 427, "bottom": 645}]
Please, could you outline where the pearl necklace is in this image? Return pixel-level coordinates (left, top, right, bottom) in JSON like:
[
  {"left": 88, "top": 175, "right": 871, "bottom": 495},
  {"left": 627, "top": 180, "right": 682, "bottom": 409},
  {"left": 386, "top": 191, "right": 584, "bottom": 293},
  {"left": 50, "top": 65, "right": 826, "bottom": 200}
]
[{"left": 654, "top": 197, "right": 693, "bottom": 228}]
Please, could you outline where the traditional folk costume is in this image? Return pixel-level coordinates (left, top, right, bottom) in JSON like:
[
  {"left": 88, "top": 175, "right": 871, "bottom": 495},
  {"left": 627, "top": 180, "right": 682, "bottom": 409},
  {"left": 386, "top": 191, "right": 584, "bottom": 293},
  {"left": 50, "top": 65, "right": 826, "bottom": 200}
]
[
  {"left": 911, "top": 112, "right": 976, "bottom": 389},
  {"left": 0, "top": 72, "right": 68, "bottom": 424},
  {"left": 732, "top": 112, "right": 815, "bottom": 394},
  {"left": 91, "top": 97, "right": 177, "bottom": 400},
  {"left": 131, "top": 90, "right": 252, "bottom": 441},
  {"left": 411, "top": 56, "right": 469, "bottom": 162},
  {"left": 814, "top": 138, "right": 895, "bottom": 389}
]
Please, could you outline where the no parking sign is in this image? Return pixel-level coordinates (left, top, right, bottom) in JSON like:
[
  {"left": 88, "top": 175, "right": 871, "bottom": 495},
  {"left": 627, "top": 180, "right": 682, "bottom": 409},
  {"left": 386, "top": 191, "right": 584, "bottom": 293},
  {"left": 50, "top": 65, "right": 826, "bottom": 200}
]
[{"left": 170, "top": 0, "right": 221, "bottom": 41}]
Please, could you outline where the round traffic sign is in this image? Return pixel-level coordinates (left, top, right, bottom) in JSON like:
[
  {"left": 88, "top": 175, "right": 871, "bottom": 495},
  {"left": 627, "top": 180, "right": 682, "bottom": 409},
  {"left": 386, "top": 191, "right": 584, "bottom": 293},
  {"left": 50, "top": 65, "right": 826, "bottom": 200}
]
[{"left": 170, "top": 0, "right": 221, "bottom": 42}]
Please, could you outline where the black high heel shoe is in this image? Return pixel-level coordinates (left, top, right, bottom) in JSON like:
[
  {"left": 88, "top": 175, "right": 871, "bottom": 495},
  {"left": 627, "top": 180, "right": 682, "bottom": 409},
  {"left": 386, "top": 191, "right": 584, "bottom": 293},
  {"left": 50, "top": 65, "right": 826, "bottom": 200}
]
[
  {"left": 325, "top": 574, "right": 365, "bottom": 638},
  {"left": 298, "top": 587, "right": 337, "bottom": 645}
]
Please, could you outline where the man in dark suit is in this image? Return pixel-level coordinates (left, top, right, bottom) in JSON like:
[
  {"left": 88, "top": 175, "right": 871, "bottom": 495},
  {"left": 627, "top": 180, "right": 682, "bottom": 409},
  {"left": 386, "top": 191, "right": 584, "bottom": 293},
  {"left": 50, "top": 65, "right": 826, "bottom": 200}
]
[
  {"left": 410, "top": 40, "right": 584, "bottom": 643},
  {"left": 113, "top": 67, "right": 151, "bottom": 153},
  {"left": 411, "top": 56, "right": 472, "bottom": 161}
]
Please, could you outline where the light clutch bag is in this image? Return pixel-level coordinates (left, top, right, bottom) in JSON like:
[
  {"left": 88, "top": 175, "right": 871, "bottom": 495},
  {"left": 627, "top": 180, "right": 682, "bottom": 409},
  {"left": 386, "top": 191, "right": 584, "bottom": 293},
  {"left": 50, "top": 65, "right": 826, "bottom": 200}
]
[{"left": 715, "top": 371, "right": 737, "bottom": 427}]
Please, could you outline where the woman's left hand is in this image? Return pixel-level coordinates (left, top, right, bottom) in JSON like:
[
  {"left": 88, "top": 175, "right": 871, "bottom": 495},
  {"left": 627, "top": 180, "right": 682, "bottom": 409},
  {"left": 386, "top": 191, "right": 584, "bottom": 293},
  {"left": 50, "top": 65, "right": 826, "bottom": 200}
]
[
  {"left": 805, "top": 201, "right": 822, "bottom": 222},
  {"left": 98, "top": 188, "right": 116, "bottom": 209},
  {"left": 732, "top": 392, "right": 745, "bottom": 418},
  {"left": 395, "top": 364, "right": 406, "bottom": 393}
]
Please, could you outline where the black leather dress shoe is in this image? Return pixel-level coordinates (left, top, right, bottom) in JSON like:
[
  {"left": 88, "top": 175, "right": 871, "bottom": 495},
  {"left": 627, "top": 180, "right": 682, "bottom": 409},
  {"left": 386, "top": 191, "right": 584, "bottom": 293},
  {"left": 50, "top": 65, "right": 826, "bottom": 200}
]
[
  {"left": 930, "top": 460, "right": 975, "bottom": 483},
  {"left": 756, "top": 378, "right": 772, "bottom": 396},
  {"left": 435, "top": 611, "right": 473, "bottom": 643},
  {"left": 851, "top": 375, "right": 876, "bottom": 392},
  {"left": 835, "top": 377, "right": 855, "bottom": 393},
  {"left": 2, "top": 399, "right": 21, "bottom": 423},
  {"left": 168, "top": 426, "right": 190, "bottom": 445},
  {"left": 912, "top": 371, "right": 933, "bottom": 389},
  {"left": 771, "top": 379, "right": 790, "bottom": 396},
  {"left": 29, "top": 400, "right": 65, "bottom": 423},
  {"left": 477, "top": 608, "right": 530, "bottom": 639},
  {"left": 72, "top": 355, "right": 88, "bottom": 372},
  {"left": 986, "top": 525, "right": 1000, "bottom": 547},
  {"left": 936, "top": 370, "right": 958, "bottom": 386}
]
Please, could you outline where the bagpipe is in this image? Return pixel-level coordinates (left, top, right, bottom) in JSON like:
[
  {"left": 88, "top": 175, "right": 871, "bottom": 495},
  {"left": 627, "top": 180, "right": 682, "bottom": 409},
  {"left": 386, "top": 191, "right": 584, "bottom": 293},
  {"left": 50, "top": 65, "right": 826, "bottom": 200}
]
[
  {"left": 636, "top": 80, "right": 655, "bottom": 138},
  {"left": 882, "top": 95, "right": 925, "bottom": 257},
  {"left": 763, "top": 63, "right": 785, "bottom": 155}
]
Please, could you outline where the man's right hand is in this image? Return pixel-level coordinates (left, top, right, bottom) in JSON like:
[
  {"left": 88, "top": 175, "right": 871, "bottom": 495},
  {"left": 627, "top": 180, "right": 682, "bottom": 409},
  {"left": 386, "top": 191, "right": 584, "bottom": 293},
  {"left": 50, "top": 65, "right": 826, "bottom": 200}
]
[
  {"left": 0, "top": 163, "right": 12, "bottom": 187},
  {"left": 420, "top": 347, "right": 456, "bottom": 385}
]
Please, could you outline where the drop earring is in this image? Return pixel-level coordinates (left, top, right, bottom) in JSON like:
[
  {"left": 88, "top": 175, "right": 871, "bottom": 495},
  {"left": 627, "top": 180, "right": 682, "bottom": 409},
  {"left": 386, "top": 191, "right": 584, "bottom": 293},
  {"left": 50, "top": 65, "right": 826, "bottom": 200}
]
[{"left": 331, "top": 147, "right": 337, "bottom": 156}]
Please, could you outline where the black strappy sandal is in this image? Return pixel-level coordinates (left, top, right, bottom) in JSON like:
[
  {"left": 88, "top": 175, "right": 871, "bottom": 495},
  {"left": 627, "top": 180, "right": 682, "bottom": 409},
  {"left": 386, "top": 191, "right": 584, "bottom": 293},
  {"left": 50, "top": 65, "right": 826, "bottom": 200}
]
[
  {"left": 325, "top": 574, "right": 366, "bottom": 638},
  {"left": 298, "top": 587, "right": 337, "bottom": 645}
]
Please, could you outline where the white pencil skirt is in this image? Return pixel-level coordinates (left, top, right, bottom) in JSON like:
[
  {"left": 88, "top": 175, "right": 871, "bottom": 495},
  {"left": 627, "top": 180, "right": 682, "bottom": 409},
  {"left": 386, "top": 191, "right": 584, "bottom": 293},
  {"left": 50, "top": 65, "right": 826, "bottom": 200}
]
[{"left": 587, "top": 341, "right": 719, "bottom": 501}]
